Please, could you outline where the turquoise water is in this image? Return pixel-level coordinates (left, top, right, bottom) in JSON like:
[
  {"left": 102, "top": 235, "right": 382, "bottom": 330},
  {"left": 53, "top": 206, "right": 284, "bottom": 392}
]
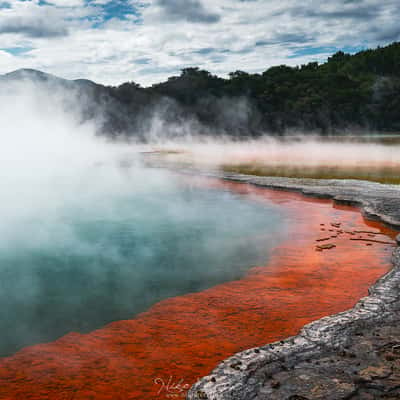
[{"left": 0, "top": 167, "right": 286, "bottom": 356}]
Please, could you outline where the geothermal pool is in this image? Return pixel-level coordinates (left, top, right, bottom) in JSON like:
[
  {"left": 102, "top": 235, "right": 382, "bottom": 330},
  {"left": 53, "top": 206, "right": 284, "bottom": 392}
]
[
  {"left": 0, "top": 173, "right": 397, "bottom": 400},
  {"left": 0, "top": 168, "right": 285, "bottom": 356}
]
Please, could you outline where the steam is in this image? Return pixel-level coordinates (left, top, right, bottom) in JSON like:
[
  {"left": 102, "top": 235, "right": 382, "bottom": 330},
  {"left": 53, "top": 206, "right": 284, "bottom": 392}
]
[
  {"left": 0, "top": 81, "right": 288, "bottom": 356},
  {"left": 146, "top": 137, "right": 400, "bottom": 169},
  {"left": 1, "top": 75, "right": 399, "bottom": 357},
  {"left": 0, "top": 80, "right": 128, "bottom": 251},
  {"left": 1, "top": 79, "right": 399, "bottom": 253}
]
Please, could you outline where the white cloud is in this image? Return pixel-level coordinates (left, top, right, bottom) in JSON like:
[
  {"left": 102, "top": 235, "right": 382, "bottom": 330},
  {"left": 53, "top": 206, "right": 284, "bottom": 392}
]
[
  {"left": 0, "top": 0, "right": 399, "bottom": 85},
  {"left": 48, "top": 0, "right": 85, "bottom": 6}
]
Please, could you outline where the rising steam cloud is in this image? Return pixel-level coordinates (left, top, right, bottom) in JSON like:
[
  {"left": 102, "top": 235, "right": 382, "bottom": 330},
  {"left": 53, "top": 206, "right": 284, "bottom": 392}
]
[{"left": 0, "top": 81, "right": 287, "bottom": 356}]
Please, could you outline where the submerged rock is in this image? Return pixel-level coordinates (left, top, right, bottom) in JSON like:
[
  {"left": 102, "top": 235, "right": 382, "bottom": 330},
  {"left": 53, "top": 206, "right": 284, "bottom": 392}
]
[{"left": 316, "top": 243, "right": 337, "bottom": 251}]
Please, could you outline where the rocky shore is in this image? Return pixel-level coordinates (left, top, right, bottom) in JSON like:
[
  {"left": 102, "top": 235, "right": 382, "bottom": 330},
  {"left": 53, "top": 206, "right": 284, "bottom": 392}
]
[{"left": 188, "top": 173, "right": 400, "bottom": 400}]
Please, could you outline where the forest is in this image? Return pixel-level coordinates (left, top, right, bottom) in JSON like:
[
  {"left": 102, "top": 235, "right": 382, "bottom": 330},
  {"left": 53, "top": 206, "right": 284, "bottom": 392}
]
[
  {"left": 3, "top": 42, "right": 400, "bottom": 138},
  {"left": 103, "top": 42, "right": 400, "bottom": 138}
]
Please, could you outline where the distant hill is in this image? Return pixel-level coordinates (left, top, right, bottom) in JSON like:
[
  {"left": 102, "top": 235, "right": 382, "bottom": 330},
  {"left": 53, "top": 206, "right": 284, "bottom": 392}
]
[
  {"left": 0, "top": 68, "right": 97, "bottom": 86},
  {"left": 2, "top": 42, "right": 400, "bottom": 139}
]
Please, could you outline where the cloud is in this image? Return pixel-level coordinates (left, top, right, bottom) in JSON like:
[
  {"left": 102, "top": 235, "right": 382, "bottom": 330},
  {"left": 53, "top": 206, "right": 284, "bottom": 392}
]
[
  {"left": 255, "top": 32, "right": 313, "bottom": 47},
  {"left": 47, "top": 0, "right": 85, "bottom": 6},
  {"left": 0, "top": 0, "right": 399, "bottom": 85},
  {"left": 157, "top": 0, "right": 220, "bottom": 23},
  {"left": 0, "top": 17, "right": 68, "bottom": 37},
  {"left": 286, "top": 2, "right": 381, "bottom": 20},
  {"left": 373, "top": 25, "right": 400, "bottom": 42}
]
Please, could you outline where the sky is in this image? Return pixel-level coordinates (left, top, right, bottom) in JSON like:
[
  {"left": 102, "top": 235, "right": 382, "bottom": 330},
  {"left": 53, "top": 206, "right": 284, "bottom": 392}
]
[{"left": 0, "top": 0, "right": 399, "bottom": 86}]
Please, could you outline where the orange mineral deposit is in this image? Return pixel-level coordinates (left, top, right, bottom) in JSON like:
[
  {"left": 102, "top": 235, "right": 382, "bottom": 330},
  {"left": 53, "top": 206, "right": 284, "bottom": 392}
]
[{"left": 0, "top": 178, "right": 397, "bottom": 400}]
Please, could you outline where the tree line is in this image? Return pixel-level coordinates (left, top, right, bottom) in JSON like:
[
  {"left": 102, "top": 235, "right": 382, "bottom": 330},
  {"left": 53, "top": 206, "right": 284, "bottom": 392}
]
[{"left": 23, "top": 42, "right": 400, "bottom": 138}]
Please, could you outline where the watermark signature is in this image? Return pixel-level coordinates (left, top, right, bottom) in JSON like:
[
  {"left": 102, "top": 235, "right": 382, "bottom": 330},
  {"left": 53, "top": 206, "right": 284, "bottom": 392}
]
[{"left": 154, "top": 376, "right": 194, "bottom": 398}]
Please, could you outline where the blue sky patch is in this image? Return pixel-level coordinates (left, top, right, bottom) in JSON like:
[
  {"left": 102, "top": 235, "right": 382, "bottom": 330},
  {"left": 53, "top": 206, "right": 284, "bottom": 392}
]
[
  {"left": 289, "top": 45, "right": 367, "bottom": 58},
  {"left": 1, "top": 46, "right": 34, "bottom": 56},
  {"left": 84, "top": 0, "right": 142, "bottom": 26}
]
